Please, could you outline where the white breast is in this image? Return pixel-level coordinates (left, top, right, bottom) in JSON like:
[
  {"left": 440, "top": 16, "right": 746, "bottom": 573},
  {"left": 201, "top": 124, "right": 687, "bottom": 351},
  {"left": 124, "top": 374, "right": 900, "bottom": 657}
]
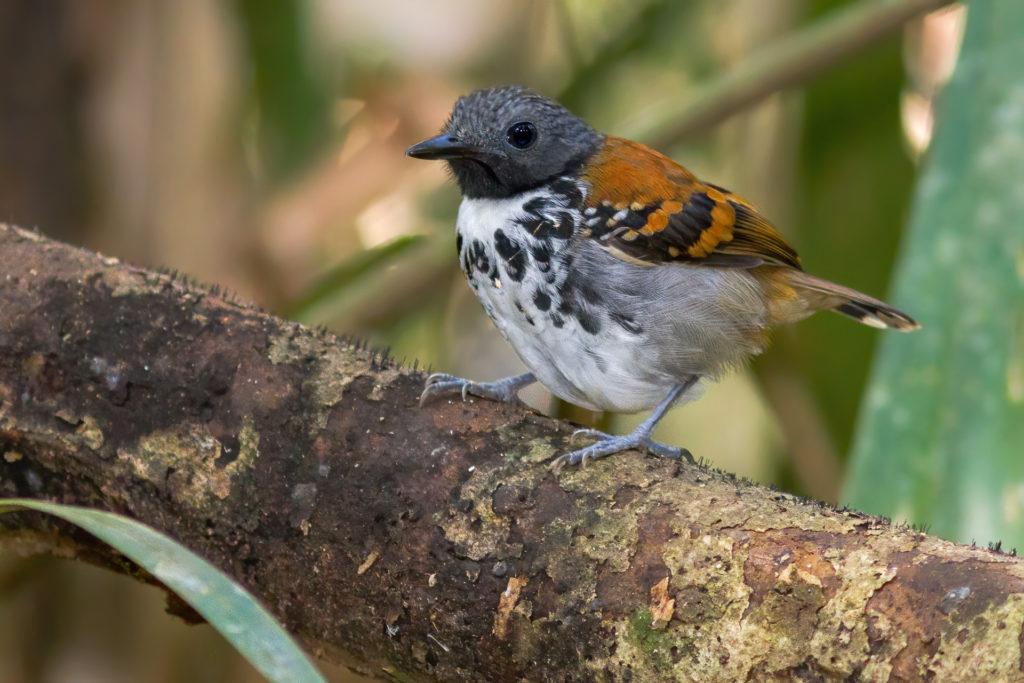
[
  {"left": 453, "top": 182, "right": 771, "bottom": 414},
  {"left": 455, "top": 192, "right": 549, "bottom": 340},
  {"left": 454, "top": 192, "right": 681, "bottom": 413}
]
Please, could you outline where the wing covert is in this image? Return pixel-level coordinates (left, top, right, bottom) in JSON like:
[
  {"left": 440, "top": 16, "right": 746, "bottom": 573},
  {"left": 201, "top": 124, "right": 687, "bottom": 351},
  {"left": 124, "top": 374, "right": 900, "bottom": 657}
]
[{"left": 581, "top": 137, "right": 801, "bottom": 269}]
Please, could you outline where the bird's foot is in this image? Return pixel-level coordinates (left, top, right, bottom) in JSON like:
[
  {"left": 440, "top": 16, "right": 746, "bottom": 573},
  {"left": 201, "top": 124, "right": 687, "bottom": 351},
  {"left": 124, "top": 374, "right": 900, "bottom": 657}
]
[
  {"left": 551, "top": 427, "right": 693, "bottom": 472},
  {"left": 419, "top": 372, "right": 534, "bottom": 407}
]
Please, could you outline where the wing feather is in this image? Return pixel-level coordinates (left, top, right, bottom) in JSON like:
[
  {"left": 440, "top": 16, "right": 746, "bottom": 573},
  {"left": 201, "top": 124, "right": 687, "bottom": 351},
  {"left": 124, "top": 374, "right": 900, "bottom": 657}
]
[{"left": 581, "top": 137, "right": 801, "bottom": 269}]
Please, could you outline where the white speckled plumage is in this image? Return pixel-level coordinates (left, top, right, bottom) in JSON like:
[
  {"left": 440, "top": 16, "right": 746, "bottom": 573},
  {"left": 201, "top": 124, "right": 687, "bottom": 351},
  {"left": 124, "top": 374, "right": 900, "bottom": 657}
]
[
  {"left": 408, "top": 85, "right": 917, "bottom": 467},
  {"left": 455, "top": 180, "right": 769, "bottom": 413}
]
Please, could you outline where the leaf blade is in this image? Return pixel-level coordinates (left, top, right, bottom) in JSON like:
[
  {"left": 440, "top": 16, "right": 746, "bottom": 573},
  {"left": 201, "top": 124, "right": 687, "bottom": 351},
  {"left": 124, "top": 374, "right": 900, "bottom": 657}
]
[
  {"left": 844, "top": 1, "right": 1024, "bottom": 546},
  {"left": 0, "top": 498, "right": 325, "bottom": 683},
  {"left": 285, "top": 233, "right": 425, "bottom": 323}
]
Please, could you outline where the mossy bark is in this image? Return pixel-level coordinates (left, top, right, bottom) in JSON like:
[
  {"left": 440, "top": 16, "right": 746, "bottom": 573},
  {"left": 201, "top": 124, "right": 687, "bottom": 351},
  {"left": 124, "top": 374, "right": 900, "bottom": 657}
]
[{"left": 2, "top": 223, "right": 1023, "bottom": 681}]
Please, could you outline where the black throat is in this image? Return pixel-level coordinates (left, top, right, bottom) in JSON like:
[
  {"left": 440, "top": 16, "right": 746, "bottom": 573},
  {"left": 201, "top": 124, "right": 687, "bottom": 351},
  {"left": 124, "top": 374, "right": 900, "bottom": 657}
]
[{"left": 448, "top": 149, "right": 599, "bottom": 200}]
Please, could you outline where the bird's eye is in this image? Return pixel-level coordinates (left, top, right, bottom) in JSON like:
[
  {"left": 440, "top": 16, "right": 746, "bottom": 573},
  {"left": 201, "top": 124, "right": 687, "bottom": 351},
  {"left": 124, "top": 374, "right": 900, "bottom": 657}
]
[{"left": 506, "top": 122, "right": 537, "bottom": 149}]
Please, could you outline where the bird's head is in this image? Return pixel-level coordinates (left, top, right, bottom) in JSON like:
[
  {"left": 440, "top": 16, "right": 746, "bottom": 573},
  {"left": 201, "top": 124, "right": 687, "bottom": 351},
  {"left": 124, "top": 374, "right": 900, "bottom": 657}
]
[{"left": 407, "top": 86, "right": 603, "bottom": 199}]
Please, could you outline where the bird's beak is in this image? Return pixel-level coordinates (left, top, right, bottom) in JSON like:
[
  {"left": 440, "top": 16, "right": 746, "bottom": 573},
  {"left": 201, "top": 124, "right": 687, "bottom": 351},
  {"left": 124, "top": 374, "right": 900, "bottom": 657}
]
[{"left": 406, "top": 134, "right": 482, "bottom": 160}]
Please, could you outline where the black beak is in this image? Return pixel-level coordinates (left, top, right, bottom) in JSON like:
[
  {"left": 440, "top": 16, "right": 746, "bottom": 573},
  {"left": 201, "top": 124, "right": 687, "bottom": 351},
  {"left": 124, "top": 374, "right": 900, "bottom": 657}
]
[{"left": 406, "top": 134, "right": 482, "bottom": 160}]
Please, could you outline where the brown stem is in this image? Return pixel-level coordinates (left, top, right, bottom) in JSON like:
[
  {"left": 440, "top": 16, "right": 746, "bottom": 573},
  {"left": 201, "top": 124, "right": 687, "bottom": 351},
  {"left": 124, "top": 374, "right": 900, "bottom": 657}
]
[{"left": 623, "top": 0, "right": 954, "bottom": 147}]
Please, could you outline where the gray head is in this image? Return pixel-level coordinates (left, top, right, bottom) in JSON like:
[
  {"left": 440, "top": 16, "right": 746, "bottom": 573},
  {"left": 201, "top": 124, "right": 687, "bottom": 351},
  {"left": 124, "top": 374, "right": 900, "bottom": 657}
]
[{"left": 406, "top": 86, "right": 604, "bottom": 199}]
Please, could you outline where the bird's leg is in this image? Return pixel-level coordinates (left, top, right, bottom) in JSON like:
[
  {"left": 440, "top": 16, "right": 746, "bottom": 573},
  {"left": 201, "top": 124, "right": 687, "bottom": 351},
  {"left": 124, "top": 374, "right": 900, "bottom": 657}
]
[
  {"left": 552, "top": 378, "right": 699, "bottom": 471},
  {"left": 419, "top": 372, "right": 536, "bottom": 407}
]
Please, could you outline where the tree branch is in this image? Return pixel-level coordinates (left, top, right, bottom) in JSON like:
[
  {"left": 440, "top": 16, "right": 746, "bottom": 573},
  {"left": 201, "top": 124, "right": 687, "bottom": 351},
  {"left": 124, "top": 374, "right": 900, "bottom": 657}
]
[
  {"left": 1, "top": 223, "right": 1022, "bottom": 681},
  {"left": 622, "top": 0, "right": 954, "bottom": 148}
]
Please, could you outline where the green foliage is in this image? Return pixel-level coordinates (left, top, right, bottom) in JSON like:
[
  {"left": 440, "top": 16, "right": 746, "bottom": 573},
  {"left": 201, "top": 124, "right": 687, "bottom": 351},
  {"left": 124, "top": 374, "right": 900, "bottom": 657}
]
[
  {"left": 234, "top": 0, "right": 334, "bottom": 182},
  {"left": 845, "top": 0, "right": 1024, "bottom": 545},
  {"left": 792, "top": 19, "right": 913, "bottom": 454},
  {"left": 0, "top": 499, "right": 324, "bottom": 683},
  {"left": 284, "top": 234, "right": 425, "bottom": 324}
]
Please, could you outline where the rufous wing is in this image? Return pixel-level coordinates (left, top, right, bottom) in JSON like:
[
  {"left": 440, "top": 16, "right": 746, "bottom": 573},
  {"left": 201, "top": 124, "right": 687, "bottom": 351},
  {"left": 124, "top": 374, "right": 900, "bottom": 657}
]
[{"left": 581, "top": 136, "right": 800, "bottom": 269}]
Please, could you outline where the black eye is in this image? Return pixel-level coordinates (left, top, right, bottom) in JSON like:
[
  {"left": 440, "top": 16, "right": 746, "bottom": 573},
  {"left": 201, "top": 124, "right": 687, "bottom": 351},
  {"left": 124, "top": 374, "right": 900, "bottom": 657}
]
[{"left": 506, "top": 122, "right": 537, "bottom": 149}]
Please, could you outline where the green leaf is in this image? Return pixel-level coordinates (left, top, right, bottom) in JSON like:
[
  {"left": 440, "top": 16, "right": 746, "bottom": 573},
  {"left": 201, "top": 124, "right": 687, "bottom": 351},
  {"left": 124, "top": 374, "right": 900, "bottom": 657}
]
[
  {"left": 233, "top": 0, "right": 334, "bottom": 182},
  {"left": 844, "top": 0, "right": 1024, "bottom": 546},
  {"left": 0, "top": 499, "right": 324, "bottom": 683},
  {"left": 284, "top": 234, "right": 425, "bottom": 323}
]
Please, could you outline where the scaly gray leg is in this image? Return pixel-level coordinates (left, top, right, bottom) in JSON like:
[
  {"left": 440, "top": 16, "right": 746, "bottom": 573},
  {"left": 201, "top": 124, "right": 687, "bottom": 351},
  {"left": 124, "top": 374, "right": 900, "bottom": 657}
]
[
  {"left": 419, "top": 372, "right": 536, "bottom": 407},
  {"left": 551, "top": 378, "right": 699, "bottom": 471}
]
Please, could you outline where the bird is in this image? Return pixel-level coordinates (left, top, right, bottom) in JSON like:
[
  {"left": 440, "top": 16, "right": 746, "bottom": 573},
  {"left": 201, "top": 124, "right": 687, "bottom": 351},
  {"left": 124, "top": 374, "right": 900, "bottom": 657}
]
[{"left": 406, "top": 85, "right": 918, "bottom": 470}]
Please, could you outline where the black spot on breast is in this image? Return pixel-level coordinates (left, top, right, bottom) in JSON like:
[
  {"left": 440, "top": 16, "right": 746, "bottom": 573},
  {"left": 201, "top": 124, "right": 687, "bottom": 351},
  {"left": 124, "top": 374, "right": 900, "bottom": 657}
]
[
  {"left": 551, "top": 314, "right": 565, "bottom": 328},
  {"left": 525, "top": 314, "right": 535, "bottom": 326},
  {"left": 549, "top": 178, "right": 583, "bottom": 206},
  {"left": 517, "top": 216, "right": 544, "bottom": 233},
  {"left": 531, "top": 244, "right": 552, "bottom": 272},
  {"left": 494, "top": 229, "right": 527, "bottom": 282},
  {"left": 523, "top": 196, "right": 551, "bottom": 213},
  {"left": 533, "top": 289, "right": 551, "bottom": 311},
  {"left": 610, "top": 311, "right": 643, "bottom": 335},
  {"left": 558, "top": 284, "right": 601, "bottom": 333},
  {"left": 456, "top": 231, "right": 463, "bottom": 255},
  {"left": 507, "top": 253, "right": 526, "bottom": 282},
  {"left": 552, "top": 210, "right": 577, "bottom": 240},
  {"left": 530, "top": 212, "right": 575, "bottom": 240},
  {"left": 493, "top": 230, "right": 516, "bottom": 259},
  {"left": 561, "top": 270, "right": 603, "bottom": 306},
  {"left": 469, "top": 239, "right": 490, "bottom": 275},
  {"left": 578, "top": 281, "right": 602, "bottom": 305},
  {"left": 576, "top": 309, "right": 601, "bottom": 335},
  {"left": 519, "top": 217, "right": 574, "bottom": 241}
]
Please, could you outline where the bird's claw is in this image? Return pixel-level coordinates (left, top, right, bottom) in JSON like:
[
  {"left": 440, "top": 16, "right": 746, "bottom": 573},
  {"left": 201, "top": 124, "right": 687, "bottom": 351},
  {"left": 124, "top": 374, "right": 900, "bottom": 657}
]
[
  {"left": 418, "top": 373, "right": 464, "bottom": 406},
  {"left": 419, "top": 373, "right": 527, "bottom": 407},
  {"left": 552, "top": 429, "right": 693, "bottom": 473},
  {"left": 569, "top": 428, "right": 611, "bottom": 445}
]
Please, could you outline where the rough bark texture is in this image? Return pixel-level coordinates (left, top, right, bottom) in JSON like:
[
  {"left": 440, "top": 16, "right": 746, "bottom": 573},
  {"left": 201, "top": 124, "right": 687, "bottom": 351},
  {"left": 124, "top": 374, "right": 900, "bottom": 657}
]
[{"left": 1, "top": 222, "right": 1023, "bottom": 682}]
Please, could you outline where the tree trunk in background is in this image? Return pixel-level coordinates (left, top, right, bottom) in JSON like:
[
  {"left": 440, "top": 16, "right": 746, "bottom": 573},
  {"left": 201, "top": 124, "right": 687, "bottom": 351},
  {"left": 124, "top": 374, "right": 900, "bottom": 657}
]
[
  {"left": 2, "top": 223, "right": 1023, "bottom": 682},
  {"left": 0, "top": 2, "right": 85, "bottom": 241}
]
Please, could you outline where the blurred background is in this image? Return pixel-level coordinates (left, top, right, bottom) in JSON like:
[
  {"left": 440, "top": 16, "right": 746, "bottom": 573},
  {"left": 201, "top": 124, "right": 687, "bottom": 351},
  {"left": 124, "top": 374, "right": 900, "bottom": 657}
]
[{"left": 0, "top": 0, "right": 970, "bottom": 680}]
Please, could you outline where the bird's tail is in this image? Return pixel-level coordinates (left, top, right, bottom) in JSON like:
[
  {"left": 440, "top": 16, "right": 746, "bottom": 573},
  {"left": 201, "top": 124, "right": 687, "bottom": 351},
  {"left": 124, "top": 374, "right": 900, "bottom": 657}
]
[{"left": 786, "top": 270, "right": 920, "bottom": 332}]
